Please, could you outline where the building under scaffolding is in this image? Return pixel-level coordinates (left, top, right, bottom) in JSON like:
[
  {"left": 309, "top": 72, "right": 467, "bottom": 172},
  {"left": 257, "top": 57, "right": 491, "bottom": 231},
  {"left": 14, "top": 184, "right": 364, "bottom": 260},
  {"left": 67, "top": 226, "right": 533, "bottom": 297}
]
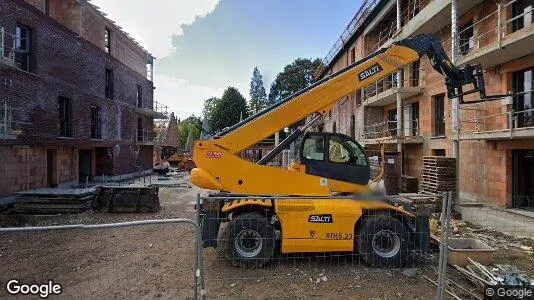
[
  {"left": 313, "top": 0, "right": 534, "bottom": 211},
  {"left": 0, "top": 0, "right": 167, "bottom": 195}
]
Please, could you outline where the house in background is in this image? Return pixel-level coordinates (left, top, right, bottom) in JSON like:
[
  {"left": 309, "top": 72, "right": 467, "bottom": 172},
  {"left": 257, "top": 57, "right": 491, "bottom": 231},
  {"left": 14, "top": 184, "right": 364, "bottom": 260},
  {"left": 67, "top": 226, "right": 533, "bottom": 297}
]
[{"left": 153, "top": 112, "right": 180, "bottom": 164}]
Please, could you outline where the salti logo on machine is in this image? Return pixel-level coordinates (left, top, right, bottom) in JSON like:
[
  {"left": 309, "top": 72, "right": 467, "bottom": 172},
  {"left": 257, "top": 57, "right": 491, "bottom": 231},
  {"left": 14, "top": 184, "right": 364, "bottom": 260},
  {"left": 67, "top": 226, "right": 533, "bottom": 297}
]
[
  {"left": 308, "top": 214, "right": 333, "bottom": 223},
  {"left": 358, "top": 63, "right": 383, "bottom": 81},
  {"left": 206, "top": 151, "right": 222, "bottom": 158}
]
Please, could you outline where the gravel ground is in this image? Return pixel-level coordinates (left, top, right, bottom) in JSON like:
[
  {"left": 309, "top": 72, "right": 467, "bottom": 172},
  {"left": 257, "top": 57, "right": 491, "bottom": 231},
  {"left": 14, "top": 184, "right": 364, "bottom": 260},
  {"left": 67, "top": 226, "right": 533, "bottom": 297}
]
[{"left": 0, "top": 176, "right": 532, "bottom": 299}]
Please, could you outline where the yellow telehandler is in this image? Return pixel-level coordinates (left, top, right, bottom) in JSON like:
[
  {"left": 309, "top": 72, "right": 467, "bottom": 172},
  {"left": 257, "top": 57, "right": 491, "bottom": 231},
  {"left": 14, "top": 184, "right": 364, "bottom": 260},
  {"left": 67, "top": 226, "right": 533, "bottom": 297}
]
[{"left": 192, "top": 34, "right": 488, "bottom": 268}]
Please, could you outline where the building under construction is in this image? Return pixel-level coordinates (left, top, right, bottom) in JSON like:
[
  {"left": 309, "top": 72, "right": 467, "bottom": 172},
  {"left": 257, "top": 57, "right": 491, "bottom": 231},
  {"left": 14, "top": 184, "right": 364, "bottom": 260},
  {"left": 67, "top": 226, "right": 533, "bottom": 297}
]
[
  {"left": 314, "top": 0, "right": 533, "bottom": 211},
  {"left": 0, "top": 0, "right": 168, "bottom": 195}
]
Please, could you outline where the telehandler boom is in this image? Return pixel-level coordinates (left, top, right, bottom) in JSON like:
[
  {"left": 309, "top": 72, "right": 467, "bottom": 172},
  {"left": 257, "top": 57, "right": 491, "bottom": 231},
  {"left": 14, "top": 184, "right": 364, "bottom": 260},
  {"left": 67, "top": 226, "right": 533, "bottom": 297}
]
[{"left": 192, "top": 34, "right": 487, "bottom": 268}]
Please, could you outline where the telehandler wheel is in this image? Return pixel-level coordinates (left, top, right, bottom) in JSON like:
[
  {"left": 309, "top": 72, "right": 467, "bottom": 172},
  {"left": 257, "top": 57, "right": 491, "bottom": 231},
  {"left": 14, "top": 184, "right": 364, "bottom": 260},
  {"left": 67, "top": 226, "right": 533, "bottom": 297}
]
[
  {"left": 224, "top": 212, "right": 275, "bottom": 268},
  {"left": 356, "top": 214, "right": 412, "bottom": 267}
]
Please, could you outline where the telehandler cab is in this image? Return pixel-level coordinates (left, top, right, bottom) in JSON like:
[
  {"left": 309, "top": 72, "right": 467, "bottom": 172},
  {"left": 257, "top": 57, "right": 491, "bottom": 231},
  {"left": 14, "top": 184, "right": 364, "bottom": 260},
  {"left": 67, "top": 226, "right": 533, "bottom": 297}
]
[{"left": 192, "top": 34, "right": 488, "bottom": 268}]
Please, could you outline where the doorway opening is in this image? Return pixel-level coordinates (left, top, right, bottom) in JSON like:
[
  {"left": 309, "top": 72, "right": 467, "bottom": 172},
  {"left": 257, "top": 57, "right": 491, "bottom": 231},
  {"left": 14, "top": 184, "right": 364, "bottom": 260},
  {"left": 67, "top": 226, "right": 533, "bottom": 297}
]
[
  {"left": 513, "top": 150, "right": 534, "bottom": 210},
  {"left": 46, "top": 149, "right": 57, "bottom": 188},
  {"left": 79, "top": 149, "right": 93, "bottom": 184}
]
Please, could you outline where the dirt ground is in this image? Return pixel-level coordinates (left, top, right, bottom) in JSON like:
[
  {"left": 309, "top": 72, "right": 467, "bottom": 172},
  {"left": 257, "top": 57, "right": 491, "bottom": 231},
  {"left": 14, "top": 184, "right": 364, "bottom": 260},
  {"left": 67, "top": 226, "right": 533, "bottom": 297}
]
[{"left": 0, "top": 175, "right": 533, "bottom": 299}]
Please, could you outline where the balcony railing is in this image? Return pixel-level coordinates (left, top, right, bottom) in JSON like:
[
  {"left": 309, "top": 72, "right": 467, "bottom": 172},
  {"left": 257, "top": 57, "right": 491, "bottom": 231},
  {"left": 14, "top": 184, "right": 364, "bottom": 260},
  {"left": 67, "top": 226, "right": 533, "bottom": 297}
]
[
  {"left": 315, "top": 0, "right": 381, "bottom": 77},
  {"left": 364, "top": 119, "right": 421, "bottom": 143},
  {"left": 136, "top": 100, "right": 169, "bottom": 119},
  {"left": 459, "top": 92, "right": 534, "bottom": 140},
  {"left": 442, "top": 0, "right": 533, "bottom": 62},
  {"left": 460, "top": 108, "right": 534, "bottom": 139},
  {"left": 137, "top": 130, "right": 155, "bottom": 144},
  {"left": 365, "top": 120, "right": 398, "bottom": 140},
  {"left": 360, "top": 66, "right": 423, "bottom": 106},
  {"left": 315, "top": 0, "right": 440, "bottom": 78},
  {"left": 363, "top": 73, "right": 398, "bottom": 99},
  {"left": 153, "top": 100, "right": 169, "bottom": 119},
  {"left": 400, "top": 0, "right": 426, "bottom": 27},
  {"left": 364, "top": 0, "right": 434, "bottom": 55},
  {"left": 364, "top": 19, "right": 398, "bottom": 55}
]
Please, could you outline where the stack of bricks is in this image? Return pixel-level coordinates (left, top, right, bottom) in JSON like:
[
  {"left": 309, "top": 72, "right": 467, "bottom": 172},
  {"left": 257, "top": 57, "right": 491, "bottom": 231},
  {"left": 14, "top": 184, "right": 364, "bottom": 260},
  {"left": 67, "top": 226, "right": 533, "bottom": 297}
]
[{"left": 420, "top": 156, "right": 456, "bottom": 195}]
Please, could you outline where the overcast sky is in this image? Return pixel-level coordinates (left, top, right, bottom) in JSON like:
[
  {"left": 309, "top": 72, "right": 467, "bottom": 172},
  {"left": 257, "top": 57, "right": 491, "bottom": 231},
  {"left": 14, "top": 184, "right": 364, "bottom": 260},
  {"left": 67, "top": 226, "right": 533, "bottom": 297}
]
[{"left": 90, "top": 0, "right": 361, "bottom": 120}]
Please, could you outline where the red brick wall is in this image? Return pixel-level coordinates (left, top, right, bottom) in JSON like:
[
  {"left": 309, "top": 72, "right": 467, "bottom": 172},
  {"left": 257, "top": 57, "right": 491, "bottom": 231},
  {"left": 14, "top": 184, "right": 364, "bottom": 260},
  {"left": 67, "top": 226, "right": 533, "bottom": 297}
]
[
  {"left": 0, "top": 0, "right": 154, "bottom": 194},
  {"left": 0, "top": 146, "right": 46, "bottom": 194},
  {"left": 403, "top": 144, "right": 423, "bottom": 177},
  {"left": 80, "top": 3, "right": 148, "bottom": 77},
  {"left": 0, "top": 145, "right": 80, "bottom": 195},
  {"left": 23, "top": 0, "right": 149, "bottom": 77}
]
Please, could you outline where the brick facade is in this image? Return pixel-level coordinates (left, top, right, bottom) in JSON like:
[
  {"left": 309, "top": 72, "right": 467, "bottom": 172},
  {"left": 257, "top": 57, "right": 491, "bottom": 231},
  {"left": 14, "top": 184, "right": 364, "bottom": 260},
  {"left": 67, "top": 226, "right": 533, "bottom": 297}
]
[
  {"left": 0, "top": 0, "right": 155, "bottom": 195},
  {"left": 317, "top": 0, "right": 534, "bottom": 207}
]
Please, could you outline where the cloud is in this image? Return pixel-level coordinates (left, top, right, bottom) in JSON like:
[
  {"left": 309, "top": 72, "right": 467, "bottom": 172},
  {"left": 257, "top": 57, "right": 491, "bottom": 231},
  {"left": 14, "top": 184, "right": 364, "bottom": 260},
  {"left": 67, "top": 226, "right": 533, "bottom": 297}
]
[
  {"left": 154, "top": 74, "right": 221, "bottom": 119},
  {"left": 89, "top": 0, "right": 362, "bottom": 119},
  {"left": 89, "top": 0, "right": 221, "bottom": 58},
  {"left": 155, "top": 1, "right": 312, "bottom": 105}
]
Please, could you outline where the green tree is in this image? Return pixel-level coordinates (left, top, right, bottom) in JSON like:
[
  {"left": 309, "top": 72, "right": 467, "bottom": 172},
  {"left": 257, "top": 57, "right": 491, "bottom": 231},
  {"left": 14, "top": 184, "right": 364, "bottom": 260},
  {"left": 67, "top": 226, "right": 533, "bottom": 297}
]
[
  {"left": 268, "top": 58, "right": 321, "bottom": 105},
  {"left": 202, "top": 97, "right": 219, "bottom": 124},
  {"left": 249, "top": 66, "right": 268, "bottom": 114},
  {"left": 210, "top": 87, "right": 249, "bottom": 133},
  {"left": 267, "top": 58, "right": 322, "bottom": 136},
  {"left": 178, "top": 115, "right": 201, "bottom": 148}
]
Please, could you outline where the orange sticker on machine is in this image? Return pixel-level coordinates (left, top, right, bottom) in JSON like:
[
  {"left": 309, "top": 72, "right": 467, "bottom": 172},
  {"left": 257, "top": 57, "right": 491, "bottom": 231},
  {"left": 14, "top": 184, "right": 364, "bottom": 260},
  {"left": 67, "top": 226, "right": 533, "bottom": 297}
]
[{"left": 206, "top": 151, "right": 222, "bottom": 158}]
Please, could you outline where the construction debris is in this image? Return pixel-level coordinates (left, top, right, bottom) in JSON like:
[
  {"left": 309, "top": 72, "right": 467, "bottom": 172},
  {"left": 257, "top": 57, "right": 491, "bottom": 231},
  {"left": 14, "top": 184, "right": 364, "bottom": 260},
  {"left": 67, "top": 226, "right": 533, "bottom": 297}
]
[
  {"left": 8, "top": 188, "right": 97, "bottom": 214},
  {"left": 153, "top": 161, "right": 170, "bottom": 175},
  {"left": 423, "top": 275, "right": 462, "bottom": 300},
  {"left": 445, "top": 277, "right": 483, "bottom": 300},
  {"left": 393, "top": 193, "right": 438, "bottom": 215},
  {"left": 430, "top": 216, "right": 534, "bottom": 252},
  {"left": 430, "top": 216, "right": 467, "bottom": 237},
  {"left": 167, "top": 151, "right": 196, "bottom": 171},
  {"left": 455, "top": 257, "right": 534, "bottom": 287}
]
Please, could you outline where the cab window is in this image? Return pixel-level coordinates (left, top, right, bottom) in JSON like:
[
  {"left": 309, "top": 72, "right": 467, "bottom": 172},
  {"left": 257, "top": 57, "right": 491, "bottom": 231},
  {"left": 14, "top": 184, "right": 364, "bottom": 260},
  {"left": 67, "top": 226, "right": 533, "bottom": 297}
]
[
  {"left": 347, "top": 140, "right": 368, "bottom": 166},
  {"left": 328, "top": 135, "right": 368, "bottom": 166},
  {"left": 329, "top": 138, "right": 350, "bottom": 163},
  {"left": 302, "top": 135, "right": 324, "bottom": 161}
]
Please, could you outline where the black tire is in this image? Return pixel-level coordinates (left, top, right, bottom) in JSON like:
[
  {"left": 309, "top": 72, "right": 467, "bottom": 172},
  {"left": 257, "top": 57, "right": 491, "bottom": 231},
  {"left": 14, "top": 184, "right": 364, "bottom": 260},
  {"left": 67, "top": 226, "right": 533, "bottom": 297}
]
[
  {"left": 356, "top": 214, "right": 412, "bottom": 267},
  {"left": 224, "top": 212, "right": 275, "bottom": 268}
]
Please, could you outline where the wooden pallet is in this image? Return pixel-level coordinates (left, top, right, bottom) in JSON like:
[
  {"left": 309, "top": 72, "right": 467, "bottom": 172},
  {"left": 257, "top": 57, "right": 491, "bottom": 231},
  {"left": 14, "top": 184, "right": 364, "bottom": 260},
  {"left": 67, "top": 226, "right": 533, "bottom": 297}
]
[
  {"left": 95, "top": 186, "right": 160, "bottom": 213},
  {"left": 423, "top": 173, "right": 456, "bottom": 181},
  {"left": 420, "top": 156, "right": 457, "bottom": 195},
  {"left": 423, "top": 166, "right": 456, "bottom": 175},
  {"left": 10, "top": 192, "right": 95, "bottom": 214},
  {"left": 421, "top": 181, "right": 456, "bottom": 187}
]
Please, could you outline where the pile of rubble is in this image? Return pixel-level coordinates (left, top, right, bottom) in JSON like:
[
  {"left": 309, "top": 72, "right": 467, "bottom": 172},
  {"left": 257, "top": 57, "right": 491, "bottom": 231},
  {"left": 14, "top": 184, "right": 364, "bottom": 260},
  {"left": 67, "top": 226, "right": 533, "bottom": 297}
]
[
  {"left": 427, "top": 214, "right": 534, "bottom": 299},
  {"left": 455, "top": 257, "right": 534, "bottom": 287},
  {"left": 430, "top": 215, "right": 534, "bottom": 252}
]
